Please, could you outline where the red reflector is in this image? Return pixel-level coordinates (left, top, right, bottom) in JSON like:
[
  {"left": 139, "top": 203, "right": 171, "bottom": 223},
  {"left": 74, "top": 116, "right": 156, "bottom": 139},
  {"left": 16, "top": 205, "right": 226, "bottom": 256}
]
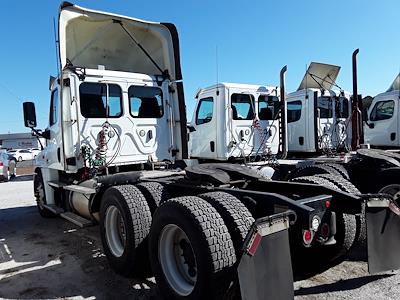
[
  {"left": 302, "top": 230, "right": 313, "bottom": 245},
  {"left": 325, "top": 201, "right": 331, "bottom": 208},
  {"left": 247, "top": 232, "right": 262, "bottom": 256}
]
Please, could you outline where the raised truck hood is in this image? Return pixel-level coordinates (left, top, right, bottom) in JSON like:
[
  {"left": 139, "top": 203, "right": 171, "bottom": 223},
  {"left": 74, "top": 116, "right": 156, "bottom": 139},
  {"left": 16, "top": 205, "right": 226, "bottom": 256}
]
[
  {"left": 386, "top": 73, "right": 400, "bottom": 92},
  {"left": 298, "top": 62, "right": 341, "bottom": 91},
  {"left": 58, "top": 2, "right": 179, "bottom": 79}
]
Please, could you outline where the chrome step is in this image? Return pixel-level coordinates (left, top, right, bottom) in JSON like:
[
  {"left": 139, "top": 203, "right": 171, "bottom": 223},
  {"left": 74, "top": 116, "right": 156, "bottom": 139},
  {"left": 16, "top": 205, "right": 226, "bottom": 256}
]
[{"left": 60, "top": 212, "right": 93, "bottom": 228}]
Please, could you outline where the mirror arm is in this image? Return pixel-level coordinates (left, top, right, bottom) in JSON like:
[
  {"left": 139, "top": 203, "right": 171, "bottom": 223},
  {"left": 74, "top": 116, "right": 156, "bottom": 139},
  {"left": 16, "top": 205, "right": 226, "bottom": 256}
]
[
  {"left": 31, "top": 128, "right": 50, "bottom": 150},
  {"left": 364, "top": 120, "right": 374, "bottom": 128}
]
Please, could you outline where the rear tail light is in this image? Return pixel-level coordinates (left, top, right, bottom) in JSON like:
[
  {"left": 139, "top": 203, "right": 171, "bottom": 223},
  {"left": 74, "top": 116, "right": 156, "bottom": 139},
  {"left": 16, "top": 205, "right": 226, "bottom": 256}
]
[
  {"left": 0, "top": 161, "right": 3, "bottom": 166},
  {"left": 325, "top": 200, "right": 331, "bottom": 208},
  {"left": 302, "top": 229, "right": 313, "bottom": 246}
]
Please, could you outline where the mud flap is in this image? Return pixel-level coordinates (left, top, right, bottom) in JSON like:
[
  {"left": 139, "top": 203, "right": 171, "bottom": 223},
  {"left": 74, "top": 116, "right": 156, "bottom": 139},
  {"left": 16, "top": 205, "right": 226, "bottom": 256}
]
[
  {"left": 366, "top": 197, "right": 400, "bottom": 274},
  {"left": 238, "top": 211, "right": 295, "bottom": 300}
]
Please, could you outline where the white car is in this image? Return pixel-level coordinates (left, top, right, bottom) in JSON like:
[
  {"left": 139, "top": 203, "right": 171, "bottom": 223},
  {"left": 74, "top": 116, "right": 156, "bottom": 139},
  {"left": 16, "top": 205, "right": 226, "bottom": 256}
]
[
  {"left": 7, "top": 149, "right": 33, "bottom": 162},
  {"left": 28, "top": 148, "right": 41, "bottom": 159},
  {"left": 0, "top": 152, "right": 9, "bottom": 181}
]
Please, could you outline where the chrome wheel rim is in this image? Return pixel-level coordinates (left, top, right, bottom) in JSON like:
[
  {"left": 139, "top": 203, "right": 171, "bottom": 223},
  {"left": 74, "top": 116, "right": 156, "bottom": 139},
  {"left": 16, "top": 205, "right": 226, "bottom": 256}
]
[
  {"left": 159, "top": 224, "right": 197, "bottom": 296},
  {"left": 105, "top": 205, "right": 126, "bottom": 257}
]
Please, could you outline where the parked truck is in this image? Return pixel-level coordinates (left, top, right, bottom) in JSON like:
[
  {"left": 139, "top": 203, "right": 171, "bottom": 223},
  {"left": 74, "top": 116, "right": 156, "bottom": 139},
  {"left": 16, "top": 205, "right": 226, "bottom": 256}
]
[
  {"left": 190, "top": 50, "right": 400, "bottom": 195},
  {"left": 23, "top": 3, "right": 400, "bottom": 299},
  {"left": 188, "top": 59, "right": 400, "bottom": 273},
  {"left": 363, "top": 73, "right": 400, "bottom": 148}
]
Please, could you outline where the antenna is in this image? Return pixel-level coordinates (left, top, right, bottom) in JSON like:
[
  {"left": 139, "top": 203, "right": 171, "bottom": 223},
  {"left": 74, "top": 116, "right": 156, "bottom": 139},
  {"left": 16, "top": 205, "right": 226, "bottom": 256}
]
[{"left": 53, "top": 17, "right": 60, "bottom": 76}]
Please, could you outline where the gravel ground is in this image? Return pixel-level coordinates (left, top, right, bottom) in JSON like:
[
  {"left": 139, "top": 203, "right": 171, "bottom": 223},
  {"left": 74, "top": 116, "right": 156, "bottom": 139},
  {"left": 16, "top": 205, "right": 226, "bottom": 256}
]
[{"left": 0, "top": 179, "right": 399, "bottom": 299}]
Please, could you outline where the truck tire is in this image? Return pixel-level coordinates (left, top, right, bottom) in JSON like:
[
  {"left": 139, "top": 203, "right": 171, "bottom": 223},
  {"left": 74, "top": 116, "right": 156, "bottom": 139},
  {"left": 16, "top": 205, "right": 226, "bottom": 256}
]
[
  {"left": 149, "top": 196, "right": 236, "bottom": 300},
  {"left": 136, "top": 182, "right": 170, "bottom": 213},
  {"left": 324, "top": 163, "right": 350, "bottom": 180},
  {"left": 290, "top": 175, "right": 357, "bottom": 261},
  {"left": 290, "top": 164, "right": 342, "bottom": 180},
  {"left": 315, "top": 174, "right": 359, "bottom": 195},
  {"left": 290, "top": 175, "right": 338, "bottom": 190},
  {"left": 198, "top": 191, "right": 255, "bottom": 259},
  {"left": 100, "top": 185, "right": 152, "bottom": 277},
  {"left": 33, "top": 171, "right": 55, "bottom": 218}
]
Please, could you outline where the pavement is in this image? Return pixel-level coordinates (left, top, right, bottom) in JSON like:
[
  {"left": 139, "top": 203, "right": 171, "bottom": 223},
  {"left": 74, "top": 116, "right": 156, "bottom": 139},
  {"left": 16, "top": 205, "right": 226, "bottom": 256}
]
[{"left": 0, "top": 179, "right": 399, "bottom": 299}]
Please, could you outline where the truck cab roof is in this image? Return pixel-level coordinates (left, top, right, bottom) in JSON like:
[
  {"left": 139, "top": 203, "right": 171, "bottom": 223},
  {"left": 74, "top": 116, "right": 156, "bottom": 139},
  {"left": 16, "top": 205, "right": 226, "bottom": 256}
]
[{"left": 196, "top": 82, "right": 279, "bottom": 98}]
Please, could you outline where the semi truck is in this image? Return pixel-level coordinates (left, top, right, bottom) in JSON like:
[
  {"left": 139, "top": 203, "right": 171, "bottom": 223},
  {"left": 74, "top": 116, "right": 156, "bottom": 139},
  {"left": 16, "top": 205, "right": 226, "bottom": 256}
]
[
  {"left": 364, "top": 73, "right": 400, "bottom": 148},
  {"left": 188, "top": 59, "right": 400, "bottom": 273},
  {"left": 23, "top": 3, "right": 400, "bottom": 299}
]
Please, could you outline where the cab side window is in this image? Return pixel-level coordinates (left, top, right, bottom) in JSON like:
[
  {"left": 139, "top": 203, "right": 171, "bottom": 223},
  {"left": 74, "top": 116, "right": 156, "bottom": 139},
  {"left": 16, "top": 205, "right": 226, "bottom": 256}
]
[
  {"left": 196, "top": 97, "right": 214, "bottom": 125},
  {"left": 49, "top": 89, "right": 59, "bottom": 126},
  {"left": 370, "top": 100, "right": 395, "bottom": 121},
  {"left": 287, "top": 101, "right": 302, "bottom": 123}
]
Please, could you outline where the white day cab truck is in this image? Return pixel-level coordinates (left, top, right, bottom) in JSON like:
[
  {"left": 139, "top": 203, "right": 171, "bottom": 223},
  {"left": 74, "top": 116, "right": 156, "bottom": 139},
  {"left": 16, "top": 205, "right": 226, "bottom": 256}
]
[
  {"left": 364, "top": 73, "right": 400, "bottom": 148},
  {"left": 283, "top": 52, "right": 400, "bottom": 197},
  {"left": 23, "top": 3, "right": 400, "bottom": 300}
]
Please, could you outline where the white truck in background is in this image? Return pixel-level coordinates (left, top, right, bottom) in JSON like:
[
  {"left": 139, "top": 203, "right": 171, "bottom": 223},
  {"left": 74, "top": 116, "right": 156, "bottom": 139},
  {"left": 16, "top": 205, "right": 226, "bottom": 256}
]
[
  {"left": 286, "top": 62, "right": 352, "bottom": 155},
  {"left": 189, "top": 82, "right": 283, "bottom": 160},
  {"left": 364, "top": 73, "right": 400, "bottom": 147}
]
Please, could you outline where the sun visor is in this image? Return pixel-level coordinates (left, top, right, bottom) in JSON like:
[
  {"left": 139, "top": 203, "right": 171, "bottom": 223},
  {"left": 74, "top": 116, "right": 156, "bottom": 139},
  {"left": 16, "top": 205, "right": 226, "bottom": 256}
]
[
  {"left": 298, "top": 62, "right": 341, "bottom": 91},
  {"left": 386, "top": 73, "right": 400, "bottom": 92},
  {"left": 58, "top": 2, "right": 177, "bottom": 78}
]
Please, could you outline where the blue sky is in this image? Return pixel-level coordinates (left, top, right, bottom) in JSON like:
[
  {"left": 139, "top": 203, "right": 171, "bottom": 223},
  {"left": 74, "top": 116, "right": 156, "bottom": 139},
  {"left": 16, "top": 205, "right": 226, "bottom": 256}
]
[{"left": 0, "top": 0, "right": 398, "bottom": 133}]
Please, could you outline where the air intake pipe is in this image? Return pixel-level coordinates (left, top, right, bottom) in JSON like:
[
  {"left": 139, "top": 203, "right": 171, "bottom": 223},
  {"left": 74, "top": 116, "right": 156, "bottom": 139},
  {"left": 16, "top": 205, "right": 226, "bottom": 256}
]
[
  {"left": 351, "top": 49, "right": 364, "bottom": 150},
  {"left": 277, "top": 65, "right": 288, "bottom": 159}
]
